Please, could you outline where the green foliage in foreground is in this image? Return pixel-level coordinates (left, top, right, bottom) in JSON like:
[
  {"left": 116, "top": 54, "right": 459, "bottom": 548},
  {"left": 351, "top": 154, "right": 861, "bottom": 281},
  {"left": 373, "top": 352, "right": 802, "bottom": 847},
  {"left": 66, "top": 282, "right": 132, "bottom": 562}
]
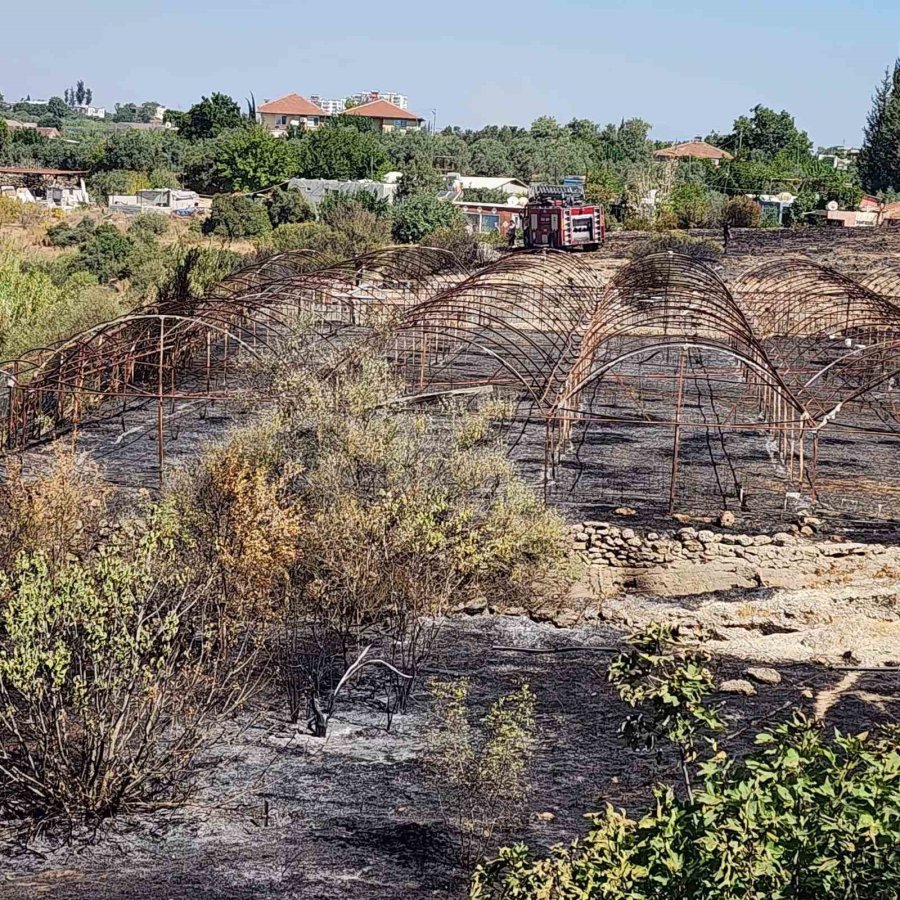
[{"left": 472, "top": 714, "right": 900, "bottom": 899}]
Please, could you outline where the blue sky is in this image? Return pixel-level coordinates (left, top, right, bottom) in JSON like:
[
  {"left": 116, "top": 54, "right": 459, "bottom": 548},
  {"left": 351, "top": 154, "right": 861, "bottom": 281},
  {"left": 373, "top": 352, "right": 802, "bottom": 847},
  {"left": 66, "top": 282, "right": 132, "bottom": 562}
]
[{"left": 2, "top": 0, "right": 898, "bottom": 145}]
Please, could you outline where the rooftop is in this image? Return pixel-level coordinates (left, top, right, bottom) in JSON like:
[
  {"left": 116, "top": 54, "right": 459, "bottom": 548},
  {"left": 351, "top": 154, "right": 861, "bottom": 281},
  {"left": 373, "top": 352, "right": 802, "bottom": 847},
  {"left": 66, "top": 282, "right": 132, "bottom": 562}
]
[
  {"left": 0, "top": 165, "right": 88, "bottom": 176},
  {"left": 258, "top": 93, "right": 327, "bottom": 117},
  {"left": 653, "top": 141, "right": 734, "bottom": 161},
  {"left": 342, "top": 99, "right": 423, "bottom": 121}
]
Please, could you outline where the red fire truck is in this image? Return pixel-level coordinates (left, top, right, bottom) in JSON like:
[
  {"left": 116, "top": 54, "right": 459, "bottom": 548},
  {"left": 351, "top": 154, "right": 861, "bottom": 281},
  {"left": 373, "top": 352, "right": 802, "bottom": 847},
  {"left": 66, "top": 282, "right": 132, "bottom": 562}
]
[{"left": 522, "top": 184, "right": 605, "bottom": 251}]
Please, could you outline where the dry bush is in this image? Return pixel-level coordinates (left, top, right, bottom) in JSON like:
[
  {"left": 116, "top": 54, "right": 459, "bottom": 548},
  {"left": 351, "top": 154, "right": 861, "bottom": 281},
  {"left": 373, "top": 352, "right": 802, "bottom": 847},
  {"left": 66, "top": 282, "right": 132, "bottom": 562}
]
[
  {"left": 172, "top": 423, "right": 302, "bottom": 625},
  {"left": 426, "top": 679, "right": 536, "bottom": 863},
  {"left": 0, "top": 446, "right": 110, "bottom": 572},
  {"left": 0, "top": 510, "right": 256, "bottom": 837},
  {"left": 722, "top": 194, "right": 763, "bottom": 228},
  {"left": 271, "top": 352, "right": 568, "bottom": 734}
]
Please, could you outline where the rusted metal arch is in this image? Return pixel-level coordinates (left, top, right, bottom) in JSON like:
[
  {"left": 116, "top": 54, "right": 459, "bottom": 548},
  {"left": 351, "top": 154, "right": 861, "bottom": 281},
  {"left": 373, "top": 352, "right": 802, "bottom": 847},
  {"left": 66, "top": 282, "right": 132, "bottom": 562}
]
[
  {"left": 733, "top": 259, "right": 900, "bottom": 337},
  {"left": 1, "top": 313, "right": 269, "bottom": 452},
  {"left": 384, "top": 252, "right": 606, "bottom": 408},
  {"left": 203, "top": 245, "right": 473, "bottom": 333},
  {"left": 858, "top": 261, "right": 900, "bottom": 304},
  {"left": 733, "top": 259, "right": 900, "bottom": 421},
  {"left": 559, "top": 253, "right": 792, "bottom": 418}
]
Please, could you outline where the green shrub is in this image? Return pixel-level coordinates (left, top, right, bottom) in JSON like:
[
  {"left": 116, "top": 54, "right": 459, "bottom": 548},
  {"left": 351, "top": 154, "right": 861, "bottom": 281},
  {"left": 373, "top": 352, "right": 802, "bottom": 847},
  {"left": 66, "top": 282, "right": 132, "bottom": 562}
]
[
  {"left": 0, "top": 196, "right": 21, "bottom": 226},
  {"left": 0, "top": 518, "right": 255, "bottom": 833},
  {"left": 266, "top": 186, "right": 315, "bottom": 227},
  {"left": 129, "top": 211, "right": 169, "bottom": 240},
  {"left": 263, "top": 221, "right": 335, "bottom": 252},
  {"left": 608, "top": 625, "right": 722, "bottom": 799},
  {"left": 44, "top": 217, "right": 97, "bottom": 248},
  {"left": 421, "top": 224, "right": 482, "bottom": 267},
  {"left": 472, "top": 715, "right": 900, "bottom": 899},
  {"left": 665, "top": 182, "right": 714, "bottom": 229},
  {"left": 0, "top": 244, "right": 125, "bottom": 359},
  {"left": 722, "top": 195, "right": 762, "bottom": 228},
  {"left": 392, "top": 193, "right": 463, "bottom": 243},
  {"left": 427, "top": 679, "right": 536, "bottom": 863},
  {"left": 262, "top": 351, "right": 568, "bottom": 733},
  {"left": 203, "top": 194, "right": 272, "bottom": 238},
  {"left": 76, "top": 223, "right": 134, "bottom": 283}
]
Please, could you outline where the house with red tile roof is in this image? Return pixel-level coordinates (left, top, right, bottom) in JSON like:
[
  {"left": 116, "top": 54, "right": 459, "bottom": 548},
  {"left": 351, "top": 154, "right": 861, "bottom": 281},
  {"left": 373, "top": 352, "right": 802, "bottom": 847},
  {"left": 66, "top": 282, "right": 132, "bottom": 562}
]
[
  {"left": 342, "top": 98, "right": 425, "bottom": 133},
  {"left": 653, "top": 141, "right": 733, "bottom": 165},
  {"left": 257, "top": 94, "right": 327, "bottom": 135}
]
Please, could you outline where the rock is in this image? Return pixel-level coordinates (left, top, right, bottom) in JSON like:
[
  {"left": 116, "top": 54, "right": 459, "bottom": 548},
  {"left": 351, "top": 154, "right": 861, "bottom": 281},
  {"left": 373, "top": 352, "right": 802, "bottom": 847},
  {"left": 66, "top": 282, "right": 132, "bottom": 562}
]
[
  {"left": 800, "top": 687, "right": 814, "bottom": 699},
  {"left": 718, "top": 510, "right": 736, "bottom": 528},
  {"left": 460, "top": 596, "right": 487, "bottom": 614},
  {"left": 745, "top": 666, "right": 782, "bottom": 685},
  {"left": 697, "top": 530, "right": 716, "bottom": 544},
  {"left": 753, "top": 534, "right": 773, "bottom": 546},
  {"left": 573, "top": 541, "right": 588, "bottom": 550},
  {"left": 552, "top": 607, "right": 583, "bottom": 628},
  {"left": 535, "top": 811, "right": 555, "bottom": 823},
  {"left": 719, "top": 679, "right": 757, "bottom": 696},
  {"left": 575, "top": 531, "right": 589, "bottom": 541},
  {"left": 799, "top": 525, "right": 814, "bottom": 537},
  {"left": 614, "top": 506, "right": 637, "bottom": 517},
  {"left": 772, "top": 532, "right": 793, "bottom": 545}
]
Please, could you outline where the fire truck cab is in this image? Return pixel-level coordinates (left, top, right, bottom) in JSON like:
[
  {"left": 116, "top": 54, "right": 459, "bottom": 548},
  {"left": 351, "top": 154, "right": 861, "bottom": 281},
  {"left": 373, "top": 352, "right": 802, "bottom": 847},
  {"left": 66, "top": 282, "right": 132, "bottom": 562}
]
[{"left": 522, "top": 184, "right": 605, "bottom": 252}]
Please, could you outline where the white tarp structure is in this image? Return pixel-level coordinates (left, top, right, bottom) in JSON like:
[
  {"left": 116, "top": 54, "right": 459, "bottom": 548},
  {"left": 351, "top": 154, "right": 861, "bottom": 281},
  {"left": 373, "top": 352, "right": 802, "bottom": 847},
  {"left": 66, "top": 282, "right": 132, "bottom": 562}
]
[{"left": 108, "top": 189, "right": 200, "bottom": 213}]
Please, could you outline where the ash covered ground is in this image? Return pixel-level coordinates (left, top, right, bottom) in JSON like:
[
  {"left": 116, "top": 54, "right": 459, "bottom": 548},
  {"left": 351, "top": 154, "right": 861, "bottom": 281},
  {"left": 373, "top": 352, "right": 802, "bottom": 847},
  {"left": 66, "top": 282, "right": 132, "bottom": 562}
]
[{"left": 2, "top": 615, "right": 895, "bottom": 900}]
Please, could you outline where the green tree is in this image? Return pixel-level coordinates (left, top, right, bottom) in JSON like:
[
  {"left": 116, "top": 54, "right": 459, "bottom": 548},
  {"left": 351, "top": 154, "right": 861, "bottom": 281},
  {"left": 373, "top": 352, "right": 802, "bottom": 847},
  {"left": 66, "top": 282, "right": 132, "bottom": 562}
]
[
  {"left": 46, "top": 96, "right": 68, "bottom": 119},
  {"left": 530, "top": 115, "right": 561, "bottom": 140},
  {"left": 203, "top": 194, "right": 272, "bottom": 238},
  {"left": 860, "top": 60, "right": 900, "bottom": 193},
  {"left": 180, "top": 92, "right": 244, "bottom": 141},
  {"left": 469, "top": 139, "right": 513, "bottom": 177},
  {"left": 396, "top": 156, "right": 442, "bottom": 200},
  {"left": 266, "top": 186, "right": 315, "bottom": 226},
  {"left": 729, "top": 105, "right": 812, "bottom": 160},
  {"left": 76, "top": 224, "right": 135, "bottom": 283},
  {"left": 211, "top": 126, "right": 299, "bottom": 192},
  {"left": 392, "top": 194, "right": 463, "bottom": 243},
  {"left": 293, "top": 124, "right": 387, "bottom": 180}
]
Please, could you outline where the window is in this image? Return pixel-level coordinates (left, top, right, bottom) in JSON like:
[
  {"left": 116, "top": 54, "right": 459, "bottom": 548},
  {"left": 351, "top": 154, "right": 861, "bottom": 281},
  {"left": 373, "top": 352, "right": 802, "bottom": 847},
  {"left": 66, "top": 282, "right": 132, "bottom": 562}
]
[
  {"left": 482, "top": 214, "right": 500, "bottom": 232},
  {"left": 276, "top": 115, "right": 288, "bottom": 126}
]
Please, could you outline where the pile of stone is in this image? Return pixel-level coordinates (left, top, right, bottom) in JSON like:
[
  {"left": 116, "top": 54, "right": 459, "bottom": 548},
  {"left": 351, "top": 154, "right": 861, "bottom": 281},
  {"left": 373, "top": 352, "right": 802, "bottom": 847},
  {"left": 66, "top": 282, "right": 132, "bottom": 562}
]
[{"left": 573, "top": 521, "right": 887, "bottom": 574}]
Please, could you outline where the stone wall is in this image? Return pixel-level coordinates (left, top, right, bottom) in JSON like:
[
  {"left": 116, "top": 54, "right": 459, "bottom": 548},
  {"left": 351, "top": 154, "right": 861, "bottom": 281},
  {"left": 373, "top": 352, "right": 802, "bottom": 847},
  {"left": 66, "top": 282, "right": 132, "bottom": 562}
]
[{"left": 573, "top": 520, "right": 900, "bottom": 597}]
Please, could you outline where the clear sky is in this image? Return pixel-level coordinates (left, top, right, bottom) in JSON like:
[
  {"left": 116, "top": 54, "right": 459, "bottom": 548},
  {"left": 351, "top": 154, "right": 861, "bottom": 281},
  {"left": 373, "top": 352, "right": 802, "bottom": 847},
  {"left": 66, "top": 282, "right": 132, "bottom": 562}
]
[{"left": 2, "top": 0, "right": 898, "bottom": 146}]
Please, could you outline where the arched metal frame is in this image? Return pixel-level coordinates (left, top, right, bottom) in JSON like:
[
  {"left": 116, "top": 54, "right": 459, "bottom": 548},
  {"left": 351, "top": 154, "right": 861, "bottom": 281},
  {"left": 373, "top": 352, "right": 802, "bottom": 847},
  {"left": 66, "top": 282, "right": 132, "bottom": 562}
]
[{"left": 5, "top": 245, "right": 900, "bottom": 520}]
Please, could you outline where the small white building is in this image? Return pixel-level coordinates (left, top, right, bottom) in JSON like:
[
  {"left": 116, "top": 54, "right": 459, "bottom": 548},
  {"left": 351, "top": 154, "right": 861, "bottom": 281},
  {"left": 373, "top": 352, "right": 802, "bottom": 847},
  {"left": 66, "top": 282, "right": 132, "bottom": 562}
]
[
  {"left": 45, "top": 182, "right": 91, "bottom": 209},
  {"left": 443, "top": 175, "right": 529, "bottom": 200},
  {"left": 75, "top": 104, "right": 107, "bottom": 119}
]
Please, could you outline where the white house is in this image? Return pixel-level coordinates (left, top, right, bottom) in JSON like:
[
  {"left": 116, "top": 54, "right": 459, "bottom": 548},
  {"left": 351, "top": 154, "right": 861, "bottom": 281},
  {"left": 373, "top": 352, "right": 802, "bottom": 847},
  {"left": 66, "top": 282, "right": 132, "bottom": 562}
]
[{"left": 75, "top": 104, "right": 107, "bottom": 119}]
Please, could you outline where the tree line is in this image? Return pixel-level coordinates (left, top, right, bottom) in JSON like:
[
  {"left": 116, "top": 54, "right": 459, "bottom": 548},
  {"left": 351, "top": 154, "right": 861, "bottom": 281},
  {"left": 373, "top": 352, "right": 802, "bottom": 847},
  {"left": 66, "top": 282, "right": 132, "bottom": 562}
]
[{"left": 7, "top": 62, "right": 900, "bottom": 227}]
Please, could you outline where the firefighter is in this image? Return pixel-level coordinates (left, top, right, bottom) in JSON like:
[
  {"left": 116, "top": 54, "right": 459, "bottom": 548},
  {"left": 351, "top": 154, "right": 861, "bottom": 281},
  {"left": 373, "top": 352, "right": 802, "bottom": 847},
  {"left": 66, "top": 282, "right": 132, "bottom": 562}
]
[{"left": 507, "top": 214, "right": 519, "bottom": 248}]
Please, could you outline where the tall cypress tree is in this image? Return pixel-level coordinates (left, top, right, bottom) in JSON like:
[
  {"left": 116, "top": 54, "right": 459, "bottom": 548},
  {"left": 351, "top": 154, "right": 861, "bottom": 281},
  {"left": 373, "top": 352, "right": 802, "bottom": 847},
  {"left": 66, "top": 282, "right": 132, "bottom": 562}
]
[{"left": 861, "top": 60, "right": 900, "bottom": 193}]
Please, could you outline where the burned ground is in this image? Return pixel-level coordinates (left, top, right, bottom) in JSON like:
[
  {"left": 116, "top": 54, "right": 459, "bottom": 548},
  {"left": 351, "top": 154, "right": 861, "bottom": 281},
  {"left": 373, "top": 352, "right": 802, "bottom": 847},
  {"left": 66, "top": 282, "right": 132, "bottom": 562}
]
[{"left": 2, "top": 614, "right": 895, "bottom": 900}]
